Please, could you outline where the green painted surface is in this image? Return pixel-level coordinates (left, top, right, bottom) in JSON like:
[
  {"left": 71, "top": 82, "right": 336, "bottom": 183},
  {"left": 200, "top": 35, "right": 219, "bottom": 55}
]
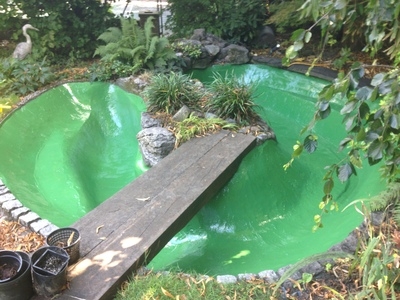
[
  {"left": 0, "top": 82, "right": 147, "bottom": 227},
  {"left": 0, "top": 66, "right": 384, "bottom": 275},
  {"left": 149, "top": 64, "right": 383, "bottom": 274}
]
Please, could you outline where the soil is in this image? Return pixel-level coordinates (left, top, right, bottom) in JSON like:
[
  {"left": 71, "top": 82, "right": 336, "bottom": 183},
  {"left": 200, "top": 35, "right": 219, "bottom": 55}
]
[{"left": 0, "top": 262, "right": 18, "bottom": 281}]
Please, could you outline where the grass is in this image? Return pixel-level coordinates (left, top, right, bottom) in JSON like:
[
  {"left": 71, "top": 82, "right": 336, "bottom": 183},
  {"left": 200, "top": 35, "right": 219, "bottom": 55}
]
[{"left": 115, "top": 269, "right": 272, "bottom": 300}]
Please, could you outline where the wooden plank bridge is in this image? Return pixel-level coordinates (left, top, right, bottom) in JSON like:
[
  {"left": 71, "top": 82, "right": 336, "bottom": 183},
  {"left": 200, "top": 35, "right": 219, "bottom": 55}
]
[{"left": 58, "top": 130, "right": 256, "bottom": 300}]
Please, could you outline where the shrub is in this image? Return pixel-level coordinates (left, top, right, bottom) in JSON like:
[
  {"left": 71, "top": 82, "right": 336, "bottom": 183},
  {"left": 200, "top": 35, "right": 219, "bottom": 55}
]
[
  {"left": 93, "top": 17, "right": 177, "bottom": 77},
  {"left": 167, "top": 0, "right": 267, "bottom": 43},
  {"left": 0, "top": 57, "right": 54, "bottom": 95},
  {"left": 206, "top": 72, "right": 259, "bottom": 124},
  {"left": 143, "top": 72, "right": 203, "bottom": 114},
  {"left": 2, "top": 0, "right": 116, "bottom": 60}
]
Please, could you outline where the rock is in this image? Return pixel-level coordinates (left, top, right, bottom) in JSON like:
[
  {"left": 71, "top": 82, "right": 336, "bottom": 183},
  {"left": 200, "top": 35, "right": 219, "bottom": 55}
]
[
  {"left": 141, "top": 112, "right": 162, "bottom": 129},
  {"left": 216, "top": 275, "right": 237, "bottom": 284},
  {"left": 254, "top": 26, "right": 277, "bottom": 49},
  {"left": 191, "top": 28, "right": 206, "bottom": 41},
  {"left": 137, "top": 127, "right": 176, "bottom": 167},
  {"left": 258, "top": 270, "right": 279, "bottom": 283},
  {"left": 219, "top": 44, "right": 250, "bottom": 65},
  {"left": 172, "top": 105, "right": 191, "bottom": 122},
  {"left": 204, "top": 44, "right": 220, "bottom": 56}
]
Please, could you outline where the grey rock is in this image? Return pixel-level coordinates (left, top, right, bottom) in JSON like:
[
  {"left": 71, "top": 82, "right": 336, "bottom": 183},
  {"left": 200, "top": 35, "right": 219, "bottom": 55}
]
[
  {"left": 0, "top": 193, "right": 16, "bottom": 204},
  {"left": 11, "top": 207, "right": 30, "bottom": 219},
  {"left": 277, "top": 265, "right": 301, "bottom": 281},
  {"left": 204, "top": 44, "right": 220, "bottom": 57},
  {"left": 216, "top": 275, "right": 237, "bottom": 284},
  {"left": 19, "top": 211, "right": 40, "bottom": 227},
  {"left": 254, "top": 26, "right": 277, "bottom": 49},
  {"left": 237, "top": 273, "right": 256, "bottom": 281},
  {"left": 256, "top": 132, "right": 276, "bottom": 145},
  {"left": 190, "top": 28, "right": 206, "bottom": 41},
  {"left": 0, "top": 185, "right": 9, "bottom": 195},
  {"left": 2, "top": 199, "right": 23, "bottom": 211},
  {"left": 371, "top": 211, "right": 385, "bottom": 226},
  {"left": 39, "top": 224, "right": 59, "bottom": 237},
  {"left": 258, "top": 270, "right": 279, "bottom": 283},
  {"left": 137, "top": 127, "right": 176, "bottom": 167},
  {"left": 172, "top": 105, "right": 191, "bottom": 122},
  {"left": 192, "top": 53, "right": 214, "bottom": 69},
  {"left": 219, "top": 44, "right": 250, "bottom": 65},
  {"left": 30, "top": 219, "right": 52, "bottom": 233},
  {"left": 204, "top": 112, "right": 218, "bottom": 119},
  {"left": 300, "top": 261, "right": 324, "bottom": 276},
  {"left": 141, "top": 112, "right": 162, "bottom": 129}
]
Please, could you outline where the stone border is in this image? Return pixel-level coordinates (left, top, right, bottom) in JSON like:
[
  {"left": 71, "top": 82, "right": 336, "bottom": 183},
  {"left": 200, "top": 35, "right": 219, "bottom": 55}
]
[{"left": 0, "top": 179, "right": 58, "bottom": 237}]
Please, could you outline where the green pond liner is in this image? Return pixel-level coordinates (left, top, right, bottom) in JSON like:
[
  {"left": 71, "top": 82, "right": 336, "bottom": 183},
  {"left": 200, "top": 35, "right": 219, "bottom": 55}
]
[
  {"left": 149, "top": 64, "right": 383, "bottom": 274},
  {"left": 0, "top": 82, "right": 147, "bottom": 227},
  {"left": 0, "top": 65, "right": 383, "bottom": 275}
]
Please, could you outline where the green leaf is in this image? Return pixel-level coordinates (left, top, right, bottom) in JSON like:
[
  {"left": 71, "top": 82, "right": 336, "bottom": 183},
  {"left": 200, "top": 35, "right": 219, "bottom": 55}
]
[
  {"left": 368, "top": 140, "right": 385, "bottom": 161},
  {"left": 323, "top": 178, "right": 334, "bottom": 195},
  {"left": 371, "top": 73, "right": 385, "bottom": 86},
  {"left": 293, "top": 40, "right": 304, "bottom": 51},
  {"left": 304, "top": 31, "right": 312, "bottom": 43},
  {"left": 285, "top": 45, "right": 298, "bottom": 60},
  {"left": 340, "top": 101, "right": 357, "bottom": 114},
  {"left": 389, "top": 114, "right": 400, "bottom": 129},
  {"left": 334, "top": 0, "right": 346, "bottom": 10},
  {"left": 291, "top": 29, "right": 306, "bottom": 42},
  {"left": 339, "top": 137, "right": 353, "bottom": 151},
  {"left": 358, "top": 102, "right": 370, "bottom": 119},
  {"left": 355, "top": 86, "right": 372, "bottom": 101},
  {"left": 337, "top": 163, "right": 353, "bottom": 182},
  {"left": 304, "top": 134, "right": 318, "bottom": 153}
]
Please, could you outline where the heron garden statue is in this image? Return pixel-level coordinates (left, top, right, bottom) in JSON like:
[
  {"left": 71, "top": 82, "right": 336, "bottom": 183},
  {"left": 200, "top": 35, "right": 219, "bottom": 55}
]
[{"left": 12, "top": 24, "right": 39, "bottom": 60}]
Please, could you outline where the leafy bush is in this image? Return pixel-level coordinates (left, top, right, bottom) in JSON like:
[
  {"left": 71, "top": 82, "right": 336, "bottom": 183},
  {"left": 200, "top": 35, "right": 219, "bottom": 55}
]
[
  {"left": 143, "top": 72, "right": 203, "bottom": 114},
  {"left": 266, "top": 0, "right": 312, "bottom": 33},
  {"left": 174, "top": 115, "right": 237, "bottom": 147},
  {"left": 1, "top": 0, "right": 116, "bottom": 60},
  {"left": 0, "top": 58, "right": 54, "bottom": 95},
  {"left": 167, "top": 0, "right": 267, "bottom": 43},
  {"left": 206, "top": 72, "right": 259, "bottom": 124},
  {"left": 94, "top": 17, "right": 176, "bottom": 77}
]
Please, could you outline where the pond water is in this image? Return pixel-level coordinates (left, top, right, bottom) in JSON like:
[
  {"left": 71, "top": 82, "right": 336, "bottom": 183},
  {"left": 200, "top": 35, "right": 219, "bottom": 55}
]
[{"left": 0, "top": 65, "right": 382, "bottom": 274}]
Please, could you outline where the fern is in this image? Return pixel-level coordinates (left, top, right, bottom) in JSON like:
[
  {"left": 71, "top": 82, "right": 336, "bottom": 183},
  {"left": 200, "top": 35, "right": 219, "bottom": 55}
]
[
  {"left": 93, "top": 17, "right": 176, "bottom": 75},
  {"left": 369, "top": 182, "right": 400, "bottom": 212}
]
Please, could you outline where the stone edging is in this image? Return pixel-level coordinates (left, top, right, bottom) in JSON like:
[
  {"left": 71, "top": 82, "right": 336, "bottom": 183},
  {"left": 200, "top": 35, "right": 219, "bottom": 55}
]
[{"left": 0, "top": 179, "right": 58, "bottom": 237}]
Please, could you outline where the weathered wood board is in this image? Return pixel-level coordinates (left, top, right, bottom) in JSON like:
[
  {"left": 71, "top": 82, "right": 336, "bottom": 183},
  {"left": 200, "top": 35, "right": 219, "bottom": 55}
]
[{"left": 58, "top": 130, "right": 256, "bottom": 300}]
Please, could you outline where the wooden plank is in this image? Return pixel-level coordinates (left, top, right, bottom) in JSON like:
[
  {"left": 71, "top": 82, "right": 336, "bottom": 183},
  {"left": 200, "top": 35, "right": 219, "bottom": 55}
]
[{"left": 59, "top": 131, "right": 256, "bottom": 300}]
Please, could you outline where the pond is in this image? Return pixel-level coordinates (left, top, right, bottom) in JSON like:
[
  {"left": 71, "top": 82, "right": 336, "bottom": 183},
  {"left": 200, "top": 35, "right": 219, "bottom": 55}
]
[{"left": 0, "top": 64, "right": 382, "bottom": 274}]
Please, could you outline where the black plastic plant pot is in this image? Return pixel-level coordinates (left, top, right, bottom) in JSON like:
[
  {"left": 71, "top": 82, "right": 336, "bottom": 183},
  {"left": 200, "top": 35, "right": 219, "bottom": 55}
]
[
  {"left": 31, "top": 246, "right": 69, "bottom": 297},
  {"left": 33, "top": 249, "right": 69, "bottom": 276},
  {"left": 0, "top": 251, "right": 33, "bottom": 300},
  {"left": 46, "top": 227, "right": 81, "bottom": 265},
  {"left": 0, "top": 250, "right": 22, "bottom": 283}
]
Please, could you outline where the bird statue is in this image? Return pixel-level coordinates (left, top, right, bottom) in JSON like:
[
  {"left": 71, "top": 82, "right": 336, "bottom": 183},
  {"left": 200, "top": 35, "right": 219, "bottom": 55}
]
[{"left": 12, "top": 24, "right": 39, "bottom": 60}]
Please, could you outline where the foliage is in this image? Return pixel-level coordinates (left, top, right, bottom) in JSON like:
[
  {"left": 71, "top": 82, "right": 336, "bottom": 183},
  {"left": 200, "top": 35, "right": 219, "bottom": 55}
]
[
  {"left": 167, "top": 0, "right": 267, "bottom": 43},
  {"left": 206, "top": 71, "right": 260, "bottom": 125},
  {"left": 143, "top": 72, "right": 203, "bottom": 114},
  {"left": 94, "top": 17, "right": 176, "bottom": 77},
  {"left": 171, "top": 41, "right": 202, "bottom": 59},
  {"left": 281, "top": 0, "right": 400, "bottom": 229},
  {"left": 174, "top": 115, "right": 238, "bottom": 147},
  {"left": 0, "top": 0, "right": 116, "bottom": 60},
  {"left": 0, "top": 57, "right": 54, "bottom": 96},
  {"left": 116, "top": 269, "right": 271, "bottom": 300},
  {"left": 266, "top": 0, "right": 312, "bottom": 34}
]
